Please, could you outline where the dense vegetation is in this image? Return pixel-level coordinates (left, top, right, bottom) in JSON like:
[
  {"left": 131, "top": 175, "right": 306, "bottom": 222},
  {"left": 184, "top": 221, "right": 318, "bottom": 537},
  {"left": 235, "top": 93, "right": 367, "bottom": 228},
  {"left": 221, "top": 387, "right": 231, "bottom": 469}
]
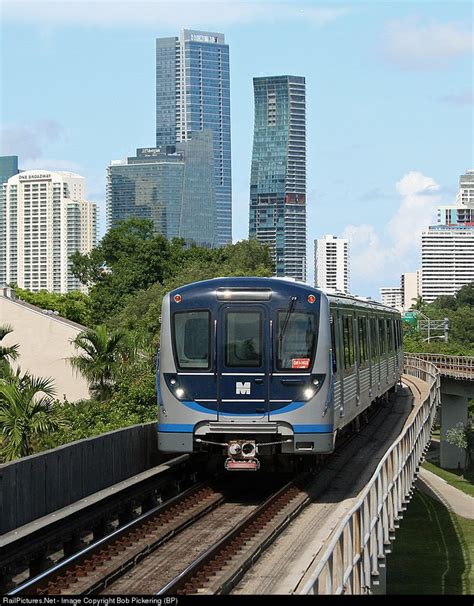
[
  {"left": 2, "top": 219, "right": 274, "bottom": 457},
  {"left": 402, "top": 282, "right": 474, "bottom": 356},
  {"left": 3, "top": 219, "right": 473, "bottom": 460}
]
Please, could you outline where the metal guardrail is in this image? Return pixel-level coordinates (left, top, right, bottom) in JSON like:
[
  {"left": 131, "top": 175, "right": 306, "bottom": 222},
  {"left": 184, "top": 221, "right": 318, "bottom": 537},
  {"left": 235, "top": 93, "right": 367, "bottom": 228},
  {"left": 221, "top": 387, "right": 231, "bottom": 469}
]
[
  {"left": 408, "top": 353, "right": 474, "bottom": 380},
  {"left": 298, "top": 355, "right": 440, "bottom": 595}
]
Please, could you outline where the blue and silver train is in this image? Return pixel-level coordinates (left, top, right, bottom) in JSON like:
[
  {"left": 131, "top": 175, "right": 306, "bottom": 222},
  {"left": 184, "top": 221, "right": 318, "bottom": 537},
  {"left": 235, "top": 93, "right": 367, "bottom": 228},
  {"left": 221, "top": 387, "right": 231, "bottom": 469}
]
[{"left": 157, "top": 277, "right": 403, "bottom": 471}]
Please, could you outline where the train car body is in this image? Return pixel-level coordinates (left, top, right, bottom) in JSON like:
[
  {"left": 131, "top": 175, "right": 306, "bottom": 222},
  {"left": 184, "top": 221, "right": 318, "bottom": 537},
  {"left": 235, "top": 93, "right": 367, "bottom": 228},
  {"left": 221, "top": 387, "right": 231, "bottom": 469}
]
[{"left": 157, "top": 277, "right": 403, "bottom": 470}]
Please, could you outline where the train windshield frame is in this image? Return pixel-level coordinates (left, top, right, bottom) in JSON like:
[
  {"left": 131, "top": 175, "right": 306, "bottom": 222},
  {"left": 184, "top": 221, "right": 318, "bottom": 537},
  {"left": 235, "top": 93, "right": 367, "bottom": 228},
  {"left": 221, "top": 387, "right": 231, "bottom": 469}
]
[
  {"left": 172, "top": 309, "right": 211, "bottom": 370},
  {"left": 276, "top": 311, "right": 318, "bottom": 371}
]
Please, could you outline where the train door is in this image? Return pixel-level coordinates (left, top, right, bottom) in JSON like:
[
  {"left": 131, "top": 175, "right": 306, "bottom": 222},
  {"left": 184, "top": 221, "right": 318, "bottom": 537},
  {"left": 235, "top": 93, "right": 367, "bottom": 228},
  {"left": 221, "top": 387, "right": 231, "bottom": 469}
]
[{"left": 217, "top": 305, "right": 270, "bottom": 420}]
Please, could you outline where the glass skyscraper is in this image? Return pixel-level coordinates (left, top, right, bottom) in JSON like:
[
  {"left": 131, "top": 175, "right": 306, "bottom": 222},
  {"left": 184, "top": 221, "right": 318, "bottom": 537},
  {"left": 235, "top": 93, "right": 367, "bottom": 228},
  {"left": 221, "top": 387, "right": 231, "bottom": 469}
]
[
  {"left": 249, "top": 76, "right": 307, "bottom": 281},
  {"left": 156, "top": 29, "right": 231, "bottom": 246},
  {"left": 107, "top": 131, "right": 216, "bottom": 248}
]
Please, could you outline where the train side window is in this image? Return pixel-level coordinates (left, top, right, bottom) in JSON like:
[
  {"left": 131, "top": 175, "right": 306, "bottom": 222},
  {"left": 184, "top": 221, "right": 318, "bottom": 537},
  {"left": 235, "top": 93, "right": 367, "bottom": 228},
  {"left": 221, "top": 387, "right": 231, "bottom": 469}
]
[
  {"left": 370, "top": 317, "right": 378, "bottom": 360},
  {"left": 226, "top": 311, "right": 262, "bottom": 367},
  {"left": 387, "top": 319, "right": 394, "bottom": 351},
  {"left": 358, "top": 316, "right": 368, "bottom": 364},
  {"left": 379, "top": 318, "right": 386, "bottom": 355},
  {"left": 330, "top": 314, "right": 337, "bottom": 373},
  {"left": 173, "top": 310, "right": 211, "bottom": 370},
  {"left": 343, "top": 314, "right": 354, "bottom": 369}
]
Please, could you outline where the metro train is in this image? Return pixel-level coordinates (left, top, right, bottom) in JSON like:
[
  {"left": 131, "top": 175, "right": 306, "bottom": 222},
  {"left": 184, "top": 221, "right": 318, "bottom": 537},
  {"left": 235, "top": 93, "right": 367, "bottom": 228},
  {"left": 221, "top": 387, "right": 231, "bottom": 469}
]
[{"left": 157, "top": 277, "right": 403, "bottom": 471}]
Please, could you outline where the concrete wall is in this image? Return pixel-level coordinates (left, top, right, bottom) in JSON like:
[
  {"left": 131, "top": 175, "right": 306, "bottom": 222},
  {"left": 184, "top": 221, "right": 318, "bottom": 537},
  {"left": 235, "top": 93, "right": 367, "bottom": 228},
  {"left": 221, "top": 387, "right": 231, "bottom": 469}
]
[
  {"left": 439, "top": 377, "right": 473, "bottom": 469},
  {"left": 0, "top": 292, "right": 89, "bottom": 402},
  {"left": 0, "top": 422, "right": 158, "bottom": 534}
]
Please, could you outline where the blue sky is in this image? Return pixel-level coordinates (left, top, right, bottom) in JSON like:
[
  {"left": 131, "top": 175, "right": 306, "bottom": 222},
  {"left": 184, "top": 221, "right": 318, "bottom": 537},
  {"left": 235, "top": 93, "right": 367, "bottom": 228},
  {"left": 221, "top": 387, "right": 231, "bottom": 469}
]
[{"left": 1, "top": 0, "right": 472, "bottom": 298}]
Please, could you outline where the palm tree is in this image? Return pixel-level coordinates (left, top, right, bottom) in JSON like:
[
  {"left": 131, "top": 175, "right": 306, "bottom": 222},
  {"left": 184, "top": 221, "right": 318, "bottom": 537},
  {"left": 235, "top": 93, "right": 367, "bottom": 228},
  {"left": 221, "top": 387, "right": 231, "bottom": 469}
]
[
  {"left": 69, "top": 325, "right": 128, "bottom": 401},
  {"left": 0, "top": 375, "right": 67, "bottom": 461},
  {"left": 410, "top": 295, "right": 425, "bottom": 311},
  {"left": 0, "top": 325, "right": 19, "bottom": 378}
]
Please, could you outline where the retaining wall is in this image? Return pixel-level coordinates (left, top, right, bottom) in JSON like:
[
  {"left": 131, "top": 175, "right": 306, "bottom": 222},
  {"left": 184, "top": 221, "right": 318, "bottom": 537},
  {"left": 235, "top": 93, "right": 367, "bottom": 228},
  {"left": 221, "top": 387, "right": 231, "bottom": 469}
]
[{"left": 0, "top": 422, "right": 158, "bottom": 534}]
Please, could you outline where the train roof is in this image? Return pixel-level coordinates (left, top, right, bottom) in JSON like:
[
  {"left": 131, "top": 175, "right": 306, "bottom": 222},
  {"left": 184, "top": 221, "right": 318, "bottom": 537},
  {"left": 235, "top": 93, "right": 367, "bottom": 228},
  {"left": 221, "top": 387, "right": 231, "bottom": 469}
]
[{"left": 169, "top": 276, "right": 400, "bottom": 315}]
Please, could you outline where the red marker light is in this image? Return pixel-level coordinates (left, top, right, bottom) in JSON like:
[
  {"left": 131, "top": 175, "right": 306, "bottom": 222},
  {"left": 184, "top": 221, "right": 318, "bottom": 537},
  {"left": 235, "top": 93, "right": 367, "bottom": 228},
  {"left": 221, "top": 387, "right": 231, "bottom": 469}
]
[
  {"left": 174, "top": 294, "right": 182, "bottom": 303},
  {"left": 308, "top": 294, "right": 316, "bottom": 304}
]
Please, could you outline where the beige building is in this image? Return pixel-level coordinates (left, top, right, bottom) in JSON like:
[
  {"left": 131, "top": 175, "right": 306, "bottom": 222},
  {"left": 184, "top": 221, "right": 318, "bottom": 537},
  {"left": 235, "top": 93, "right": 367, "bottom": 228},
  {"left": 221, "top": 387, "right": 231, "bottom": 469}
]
[
  {"left": 401, "top": 270, "right": 421, "bottom": 311},
  {"left": 1, "top": 170, "right": 97, "bottom": 293},
  {"left": 0, "top": 287, "right": 89, "bottom": 401}
]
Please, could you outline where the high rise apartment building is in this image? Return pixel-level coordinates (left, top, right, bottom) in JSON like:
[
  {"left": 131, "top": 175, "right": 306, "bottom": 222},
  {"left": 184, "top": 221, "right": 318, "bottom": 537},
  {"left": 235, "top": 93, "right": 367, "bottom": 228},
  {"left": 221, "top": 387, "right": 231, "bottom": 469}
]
[
  {"left": 107, "top": 132, "right": 216, "bottom": 248},
  {"left": 1, "top": 170, "right": 97, "bottom": 293},
  {"left": 249, "top": 76, "right": 307, "bottom": 281},
  {"left": 156, "top": 29, "right": 231, "bottom": 246},
  {"left": 437, "top": 168, "right": 474, "bottom": 226},
  {"left": 380, "top": 287, "right": 403, "bottom": 310},
  {"left": 401, "top": 270, "right": 421, "bottom": 310},
  {"left": 421, "top": 225, "right": 474, "bottom": 303},
  {"left": 314, "top": 234, "right": 349, "bottom": 293}
]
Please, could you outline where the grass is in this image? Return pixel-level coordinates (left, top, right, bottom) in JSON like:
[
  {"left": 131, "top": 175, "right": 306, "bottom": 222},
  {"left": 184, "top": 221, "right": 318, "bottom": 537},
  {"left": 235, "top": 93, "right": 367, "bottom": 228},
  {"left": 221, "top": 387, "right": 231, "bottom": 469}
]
[
  {"left": 422, "top": 461, "right": 474, "bottom": 498},
  {"left": 387, "top": 490, "right": 473, "bottom": 594}
]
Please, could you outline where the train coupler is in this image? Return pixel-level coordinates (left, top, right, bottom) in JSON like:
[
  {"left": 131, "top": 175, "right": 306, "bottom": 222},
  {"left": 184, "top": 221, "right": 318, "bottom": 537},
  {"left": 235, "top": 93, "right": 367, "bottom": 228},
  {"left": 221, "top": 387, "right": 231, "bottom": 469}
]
[{"left": 225, "top": 440, "right": 260, "bottom": 471}]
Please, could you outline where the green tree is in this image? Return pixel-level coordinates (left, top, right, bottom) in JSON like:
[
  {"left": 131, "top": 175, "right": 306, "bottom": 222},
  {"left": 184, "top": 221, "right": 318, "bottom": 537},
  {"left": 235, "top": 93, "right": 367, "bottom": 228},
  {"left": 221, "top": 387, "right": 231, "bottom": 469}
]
[
  {"left": 69, "top": 325, "right": 130, "bottom": 401},
  {"left": 446, "top": 420, "right": 474, "bottom": 469},
  {"left": 13, "top": 287, "right": 92, "bottom": 326},
  {"left": 0, "top": 325, "right": 19, "bottom": 378},
  {"left": 0, "top": 374, "right": 68, "bottom": 461}
]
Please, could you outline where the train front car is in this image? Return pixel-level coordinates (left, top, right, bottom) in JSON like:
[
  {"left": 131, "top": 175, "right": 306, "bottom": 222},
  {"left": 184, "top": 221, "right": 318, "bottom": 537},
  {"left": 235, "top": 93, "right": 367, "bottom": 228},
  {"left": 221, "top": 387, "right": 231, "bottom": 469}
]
[{"left": 157, "top": 277, "right": 333, "bottom": 471}]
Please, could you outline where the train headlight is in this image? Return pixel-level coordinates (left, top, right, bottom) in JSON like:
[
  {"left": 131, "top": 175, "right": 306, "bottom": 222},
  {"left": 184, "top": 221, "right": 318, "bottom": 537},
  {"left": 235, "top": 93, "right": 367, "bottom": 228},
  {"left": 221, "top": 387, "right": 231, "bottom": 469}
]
[
  {"left": 304, "top": 387, "right": 315, "bottom": 400},
  {"left": 175, "top": 387, "right": 185, "bottom": 398}
]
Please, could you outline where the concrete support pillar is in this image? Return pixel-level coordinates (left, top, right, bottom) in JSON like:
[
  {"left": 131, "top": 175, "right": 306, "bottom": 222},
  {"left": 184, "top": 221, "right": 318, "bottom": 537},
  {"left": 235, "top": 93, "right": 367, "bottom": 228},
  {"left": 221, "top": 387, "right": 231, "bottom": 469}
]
[{"left": 440, "top": 393, "right": 468, "bottom": 469}]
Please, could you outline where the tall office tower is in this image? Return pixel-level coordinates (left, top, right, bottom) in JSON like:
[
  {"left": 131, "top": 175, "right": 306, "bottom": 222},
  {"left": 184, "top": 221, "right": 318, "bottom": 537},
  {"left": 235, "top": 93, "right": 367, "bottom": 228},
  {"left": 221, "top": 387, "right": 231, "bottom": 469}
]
[
  {"left": 0, "top": 156, "right": 20, "bottom": 282},
  {"left": 156, "top": 29, "right": 231, "bottom": 246},
  {"left": 401, "top": 270, "right": 421, "bottom": 311},
  {"left": 314, "top": 234, "right": 349, "bottom": 293},
  {"left": 380, "top": 287, "right": 403, "bottom": 310},
  {"left": 0, "top": 156, "right": 19, "bottom": 186},
  {"left": 1, "top": 170, "right": 97, "bottom": 293},
  {"left": 107, "top": 132, "right": 216, "bottom": 248},
  {"left": 249, "top": 76, "right": 306, "bottom": 281},
  {"left": 421, "top": 225, "right": 474, "bottom": 303}
]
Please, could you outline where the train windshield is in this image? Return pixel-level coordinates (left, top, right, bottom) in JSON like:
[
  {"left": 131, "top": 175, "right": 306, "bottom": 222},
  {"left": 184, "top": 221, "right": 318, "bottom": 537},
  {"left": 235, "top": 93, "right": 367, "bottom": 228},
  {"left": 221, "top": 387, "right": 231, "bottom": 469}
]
[
  {"left": 173, "top": 310, "right": 211, "bottom": 369},
  {"left": 225, "top": 310, "right": 262, "bottom": 367},
  {"left": 276, "top": 312, "right": 317, "bottom": 370}
]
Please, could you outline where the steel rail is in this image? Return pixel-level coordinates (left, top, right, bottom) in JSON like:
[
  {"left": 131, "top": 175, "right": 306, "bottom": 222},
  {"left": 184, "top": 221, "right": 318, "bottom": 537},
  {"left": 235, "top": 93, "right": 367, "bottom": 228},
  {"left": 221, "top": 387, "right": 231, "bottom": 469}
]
[
  {"left": 156, "top": 476, "right": 309, "bottom": 595},
  {"left": 9, "top": 480, "right": 223, "bottom": 596}
]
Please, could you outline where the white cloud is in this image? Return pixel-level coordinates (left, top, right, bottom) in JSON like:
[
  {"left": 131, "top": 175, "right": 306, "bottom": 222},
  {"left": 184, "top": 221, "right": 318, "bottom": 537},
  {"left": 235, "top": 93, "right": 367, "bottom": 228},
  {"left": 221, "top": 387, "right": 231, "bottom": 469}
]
[
  {"left": 0, "top": 120, "right": 65, "bottom": 160},
  {"left": 343, "top": 171, "right": 442, "bottom": 287},
  {"left": 2, "top": 1, "right": 353, "bottom": 28},
  {"left": 382, "top": 18, "right": 473, "bottom": 69}
]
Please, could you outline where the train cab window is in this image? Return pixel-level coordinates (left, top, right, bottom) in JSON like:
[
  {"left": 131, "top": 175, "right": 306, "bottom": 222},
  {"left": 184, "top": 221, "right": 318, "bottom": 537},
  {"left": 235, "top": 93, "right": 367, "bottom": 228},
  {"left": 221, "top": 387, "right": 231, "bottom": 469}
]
[
  {"left": 277, "top": 312, "right": 316, "bottom": 370},
  {"left": 226, "top": 311, "right": 262, "bottom": 367},
  {"left": 343, "top": 314, "right": 355, "bottom": 369},
  {"left": 173, "top": 311, "right": 211, "bottom": 370}
]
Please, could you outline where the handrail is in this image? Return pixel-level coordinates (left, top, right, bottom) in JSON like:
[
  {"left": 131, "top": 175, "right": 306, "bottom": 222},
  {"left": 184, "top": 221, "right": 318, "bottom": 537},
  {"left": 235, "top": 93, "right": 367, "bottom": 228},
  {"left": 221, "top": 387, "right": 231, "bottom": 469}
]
[
  {"left": 408, "top": 353, "right": 474, "bottom": 380},
  {"left": 298, "top": 355, "right": 440, "bottom": 595}
]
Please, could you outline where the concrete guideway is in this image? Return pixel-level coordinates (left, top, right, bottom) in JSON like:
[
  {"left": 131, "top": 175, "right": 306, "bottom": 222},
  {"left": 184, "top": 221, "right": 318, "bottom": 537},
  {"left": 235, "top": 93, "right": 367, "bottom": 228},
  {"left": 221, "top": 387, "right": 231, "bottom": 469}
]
[
  {"left": 417, "top": 467, "right": 474, "bottom": 520},
  {"left": 233, "top": 358, "right": 440, "bottom": 595}
]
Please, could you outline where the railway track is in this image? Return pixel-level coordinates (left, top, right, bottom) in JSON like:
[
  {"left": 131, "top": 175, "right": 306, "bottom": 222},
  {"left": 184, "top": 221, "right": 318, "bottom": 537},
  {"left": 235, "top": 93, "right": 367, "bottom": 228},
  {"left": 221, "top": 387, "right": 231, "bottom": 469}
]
[{"left": 9, "top": 391, "right": 402, "bottom": 596}]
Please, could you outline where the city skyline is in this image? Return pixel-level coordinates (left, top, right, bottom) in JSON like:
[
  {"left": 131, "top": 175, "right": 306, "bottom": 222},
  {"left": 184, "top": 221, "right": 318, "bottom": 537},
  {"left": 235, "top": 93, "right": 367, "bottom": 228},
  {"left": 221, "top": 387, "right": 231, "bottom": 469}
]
[{"left": 1, "top": 0, "right": 472, "bottom": 298}]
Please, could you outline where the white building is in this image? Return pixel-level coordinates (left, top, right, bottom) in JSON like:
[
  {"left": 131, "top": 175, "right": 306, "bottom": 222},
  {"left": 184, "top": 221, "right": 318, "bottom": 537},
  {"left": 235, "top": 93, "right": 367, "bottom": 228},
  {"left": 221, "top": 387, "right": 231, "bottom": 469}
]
[
  {"left": 421, "top": 225, "right": 474, "bottom": 303},
  {"left": 314, "top": 234, "right": 349, "bottom": 293},
  {"left": 401, "top": 270, "right": 421, "bottom": 311},
  {"left": 1, "top": 170, "right": 97, "bottom": 293},
  {"left": 380, "top": 287, "right": 403, "bottom": 311}
]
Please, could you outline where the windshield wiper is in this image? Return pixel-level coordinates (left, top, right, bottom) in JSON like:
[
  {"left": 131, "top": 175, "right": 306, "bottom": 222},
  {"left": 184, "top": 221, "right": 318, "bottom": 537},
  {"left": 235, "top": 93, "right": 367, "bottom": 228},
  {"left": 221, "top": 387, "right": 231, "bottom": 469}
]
[{"left": 279, "top": 296, "right": 298, "bottom": 348}]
